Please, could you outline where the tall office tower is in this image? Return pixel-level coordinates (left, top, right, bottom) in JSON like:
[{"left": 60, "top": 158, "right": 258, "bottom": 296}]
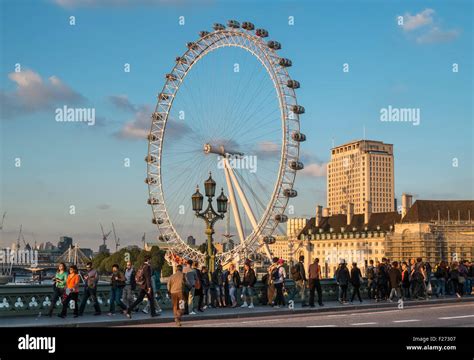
[{"left": 327, "top": 140, "right": 394, "bottom": 215}]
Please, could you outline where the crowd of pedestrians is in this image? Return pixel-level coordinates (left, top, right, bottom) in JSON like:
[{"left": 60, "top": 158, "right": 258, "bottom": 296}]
[{"left": 46, "top": 255, "right": 473, "bottom": 326}]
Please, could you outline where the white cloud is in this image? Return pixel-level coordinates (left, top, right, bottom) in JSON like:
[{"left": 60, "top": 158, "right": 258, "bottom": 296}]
[
  {"left": 0, "top": 69, "right": 85, "bottom": 119},
  {"left": 114, "top": 100, "right": 194, "bottom": 140},
  {"left": 300, "top": 163, "right": 327, "bottom": 178},
  {"left": 115, "top": 104, "right": 151, "bottom": 140},
  {"left": 401, "top": 8, "right": 435, "bottom": 31},
  {"left": 109, "top": 95, "right": 137, "bottom": 112},
  {"left": 416, "top": 27, "right": 460, "bottom": 44},
  {"left": 398, "top": 8, "right": 460, "bottom": 44}
]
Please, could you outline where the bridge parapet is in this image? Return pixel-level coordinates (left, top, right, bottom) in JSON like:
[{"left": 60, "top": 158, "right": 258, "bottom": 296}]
[{"left": 0, "top": 279, "right": 369, "bottom": 317}]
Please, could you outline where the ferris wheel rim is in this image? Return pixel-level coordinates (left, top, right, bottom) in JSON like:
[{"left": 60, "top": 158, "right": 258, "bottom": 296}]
[{"left": 146, "top": 22, "right": 302, "bottom": 265}]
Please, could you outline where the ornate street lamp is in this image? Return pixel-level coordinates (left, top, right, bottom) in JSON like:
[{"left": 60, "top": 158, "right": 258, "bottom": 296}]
[{"left": 192, "top": 172, "right": 228, "bottom": 273}]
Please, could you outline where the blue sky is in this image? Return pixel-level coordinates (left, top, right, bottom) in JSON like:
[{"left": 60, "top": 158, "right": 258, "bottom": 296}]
[{"left": 1, "top": 0, "right": 472, "bottom": 250}]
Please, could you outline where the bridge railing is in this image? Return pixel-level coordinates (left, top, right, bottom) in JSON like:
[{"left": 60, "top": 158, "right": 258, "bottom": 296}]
[{"left": 0, "top": 279, "right": 374, "bottom": 317}]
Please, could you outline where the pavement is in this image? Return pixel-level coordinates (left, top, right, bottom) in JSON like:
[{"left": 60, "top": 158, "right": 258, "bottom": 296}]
[{"left": 1, "top": 295, "right": 473, "bottom": 327}]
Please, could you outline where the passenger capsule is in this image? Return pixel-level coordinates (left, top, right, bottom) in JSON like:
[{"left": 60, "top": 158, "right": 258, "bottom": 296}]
[
  {"left": 291, "top": 132, "right": 306, "bottom": 142},
  {"left": 166, "top": 73, "right": 177, "bottom": 81},
  {"left": 292, "top": 105, "right": 305, "bottom": 114},
  {"left": 151, "top": 112, "right": 163, "bottom": 121},
  {"left": 145, "top": 155, "right": 157, "bottom": 163},
  {"left": 279, "top": 58, "right": 292, "bottom": 67},
  {"left": 199, "top": 31, "right": 210, "bottom": 38},
  {"left": 255, "top": 28, "right": 269, "bottom": 37},
  {"left": 147, "top": 133, "right": 158, "bottom": 141},
  {"left": 287, "top": 80, "right": 300, "bottom": 89},
  {"left": 263, "top": 235, "right": 276, "bottom": 244},
  {"left": 159, "top": 93, "right": 169, "bottom": 101},
  {"left": 147, "top": 198, "right": 159, "bottom": 205},
  {"left": 145, "top": 177, "right": 157, "bottom": 185},
  {"left": 213, "top": 23, "right": 225, "bottom": 31},
  {"left": 227, "top": 20, "right": 240, "bottom": 28},
  {"left": 152, "top": 218, "right": 164, "bottom": 225},
  {"left": 283, "top": 189, "right": 298, "bottom": 198},
  {"left": 275, "top": 214, "right": 288, "bottom": 223},
  {"left": 241, "top": 21, "right": 255, "bottom": 30},
  {"left": 175, "top": 56, "right": 187, "bottom": 64},
  {"left": 289, "top": 161, "right": 304, "bottom": 171},
  {"left": 267, "top": 40, "right": 281, "bottom": 50},
  {"left": 187, "top": 42, "right": 198, "bottom": 50}
]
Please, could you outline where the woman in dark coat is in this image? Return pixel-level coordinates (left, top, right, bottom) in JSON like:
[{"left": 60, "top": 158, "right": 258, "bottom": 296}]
[
  {"left": 350, "top": 262, "right": 363, "bottom": 303},
  {"left": 336, "top": 262, "right": 350, "bottom": 303}
]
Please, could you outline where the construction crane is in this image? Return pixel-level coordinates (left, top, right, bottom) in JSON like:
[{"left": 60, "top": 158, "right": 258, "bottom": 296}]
[
  {"left": 16, "top": 224, "right": 28, "bottom": 250},
  {"left": 142, "top": 232, "right": 146, "bottom": 249},
  {"left": 112, "top": 222, "right": 120, "bottom": 252},
  {"left": 100, "top": 223, "right": 112, "bottom": 248},
  {"left": 0, "top": 212, "right": 6, "bottom": 230}
]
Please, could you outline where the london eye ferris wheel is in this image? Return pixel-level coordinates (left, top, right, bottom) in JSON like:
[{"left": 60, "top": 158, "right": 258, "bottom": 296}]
[{"left": 145, "top": 20, "right": 306, "bottom": 267}]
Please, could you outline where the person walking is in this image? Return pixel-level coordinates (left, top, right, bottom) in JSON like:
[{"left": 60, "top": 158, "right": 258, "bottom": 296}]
[
  {"left": 168, "top": 264, "right": 185, "bottom": 327},
  {"left": 336, "top": 261, "right": 350, "bottom": 304},
  {"left": 449, "top": 261, "right": 462, "bottom": 298},
  {"left": 78, "top": 262, "right": 101, "bottom": 316},
  {"left": 125, "top": 255, "right": 158, "bottom": 318},
  {"left": 143, "top": 266, "right": 162, "bottom": 314},
  {"left": 226, "top": 263, "right": 241, "bottom": 307},
  {"left": 401, "top": 262, "right": 410, "bottom": 300},
  {"left": 193, "top": 261, "right": 204, "bottom": 312},
  {"left": 241, "top": 260, "right": 256, "bottom": 308},
  {"left": 291, "top": 255, "right": 308, "bottom": 306},
  {"left": 459, "top": 260, "right": 469, "bottom": 297},
  {"left": 366, "top": 260, "right": 376, "bottom": 300},
  {"left": 272, "top": 258, "right": 286, "bottom": 308},
  {"left": 108, "top": 264, "right": 127, "bottom": 316},
  {"left": 211, "top": 264, "right": 225, "bottom": 308},
  {"left": 59, "top": 265, "right": 80, "bottom": 318},
  {"left": 183, "top": 259, "right": 198, "bottom": 315},
  {"left": 434, "top": 261, "right": 448, "bottom": 297},
  {"left": 122, "top": 261, "right": 136, "bottom": 308},
  {"left": 388, "top": 261, "right": 402, "bottom": 302},
  {"left": 376, "top": 261, "right": 388, "bottom": 302},
  {"left": 411, "top": 257, "right": 426, "bottom": 300},
  {"left": 47, "top": 262, "right": 68, "bottom": 317},
  {"left": 200, "top": 266, "right": 211, "bottom": 309},
  {"left": 350, "top": 262, "right": 363, "bottom": 304},
  {"left": 308, "top": 257, "right": 324, "bottom": 307},
  {"left": 267, "top": 257, "right": 279, "bottom": 306}
]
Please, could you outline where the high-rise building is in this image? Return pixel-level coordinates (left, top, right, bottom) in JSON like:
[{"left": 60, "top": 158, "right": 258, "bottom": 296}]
[
  {"left": 327, "top": 139, "right": 395, "bottom": 215},
  {"left": 58, "top": 236, "right": 73, "bottom": 253}
]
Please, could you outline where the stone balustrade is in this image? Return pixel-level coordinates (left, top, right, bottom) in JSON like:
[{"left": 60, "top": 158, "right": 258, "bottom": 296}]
[{"left": 0, "top": 279, "right": 374, "bottom": 317}]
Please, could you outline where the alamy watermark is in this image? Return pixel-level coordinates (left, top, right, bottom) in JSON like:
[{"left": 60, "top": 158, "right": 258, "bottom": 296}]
[
  {"left": 0, "top": 248, "right": 38, "bottom": 267},
  {"left": 380, "top": 105, "right": 420, "bottom": 126},
  {"left": 217, "top": 155, "right": 258, "bottom": 173},
  {"left": 55, "top": 105, "right": 96, "bottom": 126}
]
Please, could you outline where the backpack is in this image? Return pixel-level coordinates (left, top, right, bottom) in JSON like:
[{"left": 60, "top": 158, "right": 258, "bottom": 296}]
[
  {"left": 271, "top": 266, "right": 280, "bottom": 281},
  {"left": 195, "top": 272, "right": 201, "bottom": 290},
  {"left": 290, "top": 263, "right": 302, "bottom": 281},
  {"left": 367, "top": 267, "right": 375, "bottom": 280},
  {"left": 135, "top": 265, "right": 146, "bottom": 287}
]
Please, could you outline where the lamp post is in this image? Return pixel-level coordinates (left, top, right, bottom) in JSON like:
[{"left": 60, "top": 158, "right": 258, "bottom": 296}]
[{"left": 192, "top": 172, "right": 228, "bottom": 274}]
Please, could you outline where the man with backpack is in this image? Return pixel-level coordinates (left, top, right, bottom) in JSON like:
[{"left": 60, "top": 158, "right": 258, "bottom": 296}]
[
  {"left": 125, "top": 255, "right": 158, "bottom": 318},
  {"left": 291, "top": 255, "right": 308, "bottom": 307},
  {"left": 272, "top": 258, "right": 286, "bottom": 308},
  {"left": 366, "top": 260, "right": 376, "bottom": 299},
  {"left": 78, "top": 262, "right": 101, "bottom": 316},
  {"left": 183, "top": 259, "right": 198, "bottom": 315},
  {"left": 266, "top": 257, "right": 279, "bottom": 306},
  {"left": 308, "top": 257, "right": 324, "bottom": 307}
]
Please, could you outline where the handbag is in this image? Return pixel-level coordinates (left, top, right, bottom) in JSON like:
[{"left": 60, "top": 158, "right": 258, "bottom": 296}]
[{"left": 458, "top": 276, "right": 466, "bottom": 284}]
